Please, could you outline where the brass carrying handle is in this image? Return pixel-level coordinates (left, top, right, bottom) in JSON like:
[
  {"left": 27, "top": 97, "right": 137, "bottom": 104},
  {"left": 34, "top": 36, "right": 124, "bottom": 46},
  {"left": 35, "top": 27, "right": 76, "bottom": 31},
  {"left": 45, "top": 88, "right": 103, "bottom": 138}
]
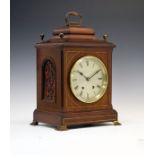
[{"left": 65, "top": 11, "right": 82, "bottom": 26}]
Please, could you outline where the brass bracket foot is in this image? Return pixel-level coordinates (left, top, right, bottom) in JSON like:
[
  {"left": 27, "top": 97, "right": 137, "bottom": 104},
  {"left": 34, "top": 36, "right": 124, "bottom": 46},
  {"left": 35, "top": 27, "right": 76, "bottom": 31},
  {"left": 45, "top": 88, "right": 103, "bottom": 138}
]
[
  {"left": 30, "top": 121, "right": 38, "bottom": 125},
  {"left": 56, "top": 125, "right": 68, "bottom": 131},
  {"left": 113, "top": 120, "right": 121, "bottom": 125}
]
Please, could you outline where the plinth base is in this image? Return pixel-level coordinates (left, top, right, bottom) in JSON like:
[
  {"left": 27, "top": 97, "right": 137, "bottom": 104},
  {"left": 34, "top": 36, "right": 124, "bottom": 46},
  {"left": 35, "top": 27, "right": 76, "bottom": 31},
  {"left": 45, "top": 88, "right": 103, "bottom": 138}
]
[{"left": 31, "top": 109, "right": 120, "bottom": 130}]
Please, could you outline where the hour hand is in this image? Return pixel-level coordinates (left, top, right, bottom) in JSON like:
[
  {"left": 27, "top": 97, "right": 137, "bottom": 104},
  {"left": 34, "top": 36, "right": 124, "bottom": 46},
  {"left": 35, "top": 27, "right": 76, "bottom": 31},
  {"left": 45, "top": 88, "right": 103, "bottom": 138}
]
[{"left": 77, "top": 70, "right": 88, "bottom": 80}]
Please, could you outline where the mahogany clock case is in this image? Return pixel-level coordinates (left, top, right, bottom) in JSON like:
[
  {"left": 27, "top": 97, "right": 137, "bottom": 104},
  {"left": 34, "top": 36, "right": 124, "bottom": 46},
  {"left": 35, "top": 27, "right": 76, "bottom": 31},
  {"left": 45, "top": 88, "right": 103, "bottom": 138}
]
[{"left": 31, "top": 11, "right": 120, "bottom": 130}]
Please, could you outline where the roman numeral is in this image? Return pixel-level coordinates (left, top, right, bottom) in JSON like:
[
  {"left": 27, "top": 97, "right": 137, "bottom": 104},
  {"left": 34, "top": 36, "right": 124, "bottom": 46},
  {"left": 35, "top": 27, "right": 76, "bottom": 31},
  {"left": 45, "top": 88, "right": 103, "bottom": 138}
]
[
  {"left": 92, "top": 62, "right": 95, "bottom": 68},
  {"left": 86, "top": 60, "right": 89, "bottom": 66},
  {"left": 97, "top": 85, "right": 101, "bottom": 89},
  {"left": 80, "top": 91, "right": 83, "bottom": 96},
  {"left": 79, "top": 63, "right": 83, "bottom": 68},
  {"left": 98, "top": 78, "right": 103, "bottom": 80},
  {"left": 74, "top": 85, "right": 79, "bottom": 90},
  {"left": 87, "top": 93, "right": 89, "bottom": 99}
]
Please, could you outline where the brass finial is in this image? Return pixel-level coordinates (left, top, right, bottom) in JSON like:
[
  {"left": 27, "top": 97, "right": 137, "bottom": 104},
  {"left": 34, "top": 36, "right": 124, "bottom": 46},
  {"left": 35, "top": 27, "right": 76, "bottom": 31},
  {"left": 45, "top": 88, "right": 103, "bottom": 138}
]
[
  {"left": 59, "top": 32, "right": 64, "bottom": 39},
  {"left": 103, "top": 34, "right": 109, "bottom": 41},
  {"left": 40, "top": 33, "right": 45, "bottom": 41}
]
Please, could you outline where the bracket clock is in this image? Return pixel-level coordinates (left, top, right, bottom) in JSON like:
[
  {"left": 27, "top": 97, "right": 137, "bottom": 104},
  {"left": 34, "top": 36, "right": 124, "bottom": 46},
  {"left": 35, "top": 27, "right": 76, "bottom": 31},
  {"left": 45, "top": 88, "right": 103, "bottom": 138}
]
[{"left": 31, "top": 11, "right": 121, "bottom": 130}]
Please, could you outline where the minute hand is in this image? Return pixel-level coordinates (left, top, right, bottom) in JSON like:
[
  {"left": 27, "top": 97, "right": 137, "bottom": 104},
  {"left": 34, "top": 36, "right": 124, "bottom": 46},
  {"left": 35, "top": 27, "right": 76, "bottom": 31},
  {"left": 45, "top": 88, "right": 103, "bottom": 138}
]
[{"left": 88, "top": 69, "right": 101, "bottom": 80}]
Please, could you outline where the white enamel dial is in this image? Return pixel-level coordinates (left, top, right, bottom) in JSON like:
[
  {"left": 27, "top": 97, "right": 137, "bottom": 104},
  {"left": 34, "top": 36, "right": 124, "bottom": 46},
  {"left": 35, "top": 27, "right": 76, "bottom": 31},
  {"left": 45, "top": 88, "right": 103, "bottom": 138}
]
[{"left": 70, "top": 56, "right": 108, "bottom": 103}]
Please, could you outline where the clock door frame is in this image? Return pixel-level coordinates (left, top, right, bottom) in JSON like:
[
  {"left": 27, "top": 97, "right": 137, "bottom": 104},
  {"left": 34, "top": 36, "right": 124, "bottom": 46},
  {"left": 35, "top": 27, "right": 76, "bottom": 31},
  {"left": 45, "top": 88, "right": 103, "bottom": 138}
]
[{"left": 62, "top": 46, "right": 113, "bottom": 112}]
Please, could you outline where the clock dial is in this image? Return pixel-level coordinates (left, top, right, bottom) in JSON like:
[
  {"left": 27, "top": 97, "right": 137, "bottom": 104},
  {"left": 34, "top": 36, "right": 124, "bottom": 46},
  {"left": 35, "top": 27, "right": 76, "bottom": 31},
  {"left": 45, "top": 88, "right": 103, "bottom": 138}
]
[{"left": 70, "top": 56, "right": 108, "bottom": 103}]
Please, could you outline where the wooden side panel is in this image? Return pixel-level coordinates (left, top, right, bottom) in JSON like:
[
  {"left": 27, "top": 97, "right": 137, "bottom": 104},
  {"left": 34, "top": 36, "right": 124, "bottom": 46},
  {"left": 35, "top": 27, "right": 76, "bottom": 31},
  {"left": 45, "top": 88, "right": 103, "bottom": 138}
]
[{"left": 36, "top": 46, "right": 62, "bottom": 112}]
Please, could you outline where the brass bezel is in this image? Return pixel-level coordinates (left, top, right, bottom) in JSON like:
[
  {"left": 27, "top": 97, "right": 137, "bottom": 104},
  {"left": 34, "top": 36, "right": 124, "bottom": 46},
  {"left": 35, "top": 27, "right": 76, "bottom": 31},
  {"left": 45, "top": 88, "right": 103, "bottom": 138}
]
[{"left": 70, "top": 56, "right": 108, "bottom": 103}]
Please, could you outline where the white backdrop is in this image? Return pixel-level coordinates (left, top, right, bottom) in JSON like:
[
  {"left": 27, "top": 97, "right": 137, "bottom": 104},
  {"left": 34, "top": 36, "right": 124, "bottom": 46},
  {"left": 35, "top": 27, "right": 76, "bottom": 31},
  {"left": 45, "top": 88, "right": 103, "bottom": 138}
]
[{"left": 10, "top": 93, "right": 143, "bottom": 155}]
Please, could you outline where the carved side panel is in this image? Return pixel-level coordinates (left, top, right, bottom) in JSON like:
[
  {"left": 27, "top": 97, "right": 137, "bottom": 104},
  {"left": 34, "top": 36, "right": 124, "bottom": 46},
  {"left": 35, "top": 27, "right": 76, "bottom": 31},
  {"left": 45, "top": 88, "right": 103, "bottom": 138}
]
[{"left": 42, "top": 59, "right": 56, "bottom": 103}]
